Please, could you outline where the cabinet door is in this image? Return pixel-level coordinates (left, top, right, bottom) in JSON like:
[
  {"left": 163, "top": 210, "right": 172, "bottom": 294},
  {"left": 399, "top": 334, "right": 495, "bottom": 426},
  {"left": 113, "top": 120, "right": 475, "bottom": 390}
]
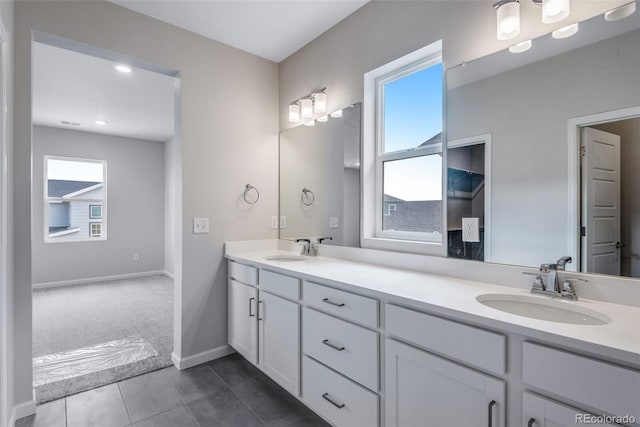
[
  {"left": 228, "top": 279, "right": 258, "bottom": 364},
  {"left": 522, "top": 392, "right": 617, "bottom": 427},
  {"left": 385, "top": 339, "right": 505, "bottom": 427},
  {"left": 259, "top": 291, "right": 300, "bottom": 396}
]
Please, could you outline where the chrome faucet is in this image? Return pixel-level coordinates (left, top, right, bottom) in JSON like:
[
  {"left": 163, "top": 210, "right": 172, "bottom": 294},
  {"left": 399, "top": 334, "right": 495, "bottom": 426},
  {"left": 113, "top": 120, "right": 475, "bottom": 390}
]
[
  {"left": 318, "top": 236, "right": 333, "bottom": 244},
  {"left": 296, "top": 238, "right": 317, "bottom": 256},
  {"left": 525, "top": 256, "right": 580, "bottom": 300}
]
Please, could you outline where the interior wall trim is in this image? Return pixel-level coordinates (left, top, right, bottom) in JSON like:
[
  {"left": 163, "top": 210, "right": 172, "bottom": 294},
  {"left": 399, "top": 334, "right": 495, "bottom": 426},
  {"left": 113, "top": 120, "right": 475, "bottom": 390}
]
[
  {"left": 9, "top": 398, "right": 36, "bottom": 426},
  {"left": 31, "top": 270, "right": 170, "bottom": 290},
  {"left": 171, "top": 345, "right": 234, "bottom": 371}
]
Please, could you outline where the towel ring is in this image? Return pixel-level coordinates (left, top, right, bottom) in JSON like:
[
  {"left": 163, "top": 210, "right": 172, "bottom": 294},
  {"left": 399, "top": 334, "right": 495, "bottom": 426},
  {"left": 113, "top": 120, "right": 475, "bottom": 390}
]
[
  {"left": 243, "top": 184, "right": 260, "bottom": 205},
  {"left": 301, "top": 188, "right": 315, "bottom": 206}
]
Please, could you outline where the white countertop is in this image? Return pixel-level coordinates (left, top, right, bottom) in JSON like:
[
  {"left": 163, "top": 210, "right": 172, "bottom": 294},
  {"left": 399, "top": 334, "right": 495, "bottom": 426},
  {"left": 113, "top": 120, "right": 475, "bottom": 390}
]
[{"left": 226, "top": 248, "right": 640, "bottom": 367}]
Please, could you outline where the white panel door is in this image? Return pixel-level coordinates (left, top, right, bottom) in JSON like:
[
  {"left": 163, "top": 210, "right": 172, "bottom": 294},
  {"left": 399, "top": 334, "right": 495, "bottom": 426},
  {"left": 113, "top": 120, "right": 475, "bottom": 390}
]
[
  {"left": 228, "top": 279, "right": 258, "bottom": 364},
  {"left": 385, "top": 339, "right": 505, "bottom": 427},
  {"left": 258, "top": 291, "right": 300, "bottom": 396},
  {"left": 581, "top": 127, "right": 621, "bottom": 275},
  {"left": 522, "top": 392, "right": 617, "bottom": 427}
]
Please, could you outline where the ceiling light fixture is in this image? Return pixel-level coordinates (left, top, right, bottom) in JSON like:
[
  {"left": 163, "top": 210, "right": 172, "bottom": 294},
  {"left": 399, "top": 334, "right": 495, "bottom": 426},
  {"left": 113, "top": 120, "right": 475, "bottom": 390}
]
[
  {"left": 288, "top": 87, "right": 328, "bottom": 124},
  {"left": 494, "top": 0, "right": 521, "bottom": 41},
  {"left": 605, "top": 1, "right": 637, "bottom": 21},
  {"left": 317, "top": 115, "right": 328, "bottom": 122},
  {"left": 304, "top": 120, "right": 315, "bottom": 127},
  {"left": 552, "top": 22, "right": 579, "bottom": 39},
  {"left": 95, "top": 120, "right": 108, "bottom": 125},
  {"left": 330, "top": 109, "right": 343, "bottom": 118},
  {"left": 509, "top": 39, "right": 532, "bottom": 53},
  {"left": 541, "top": 0, "right": 570, "bottom": 23},
  {"left": 115, "top": 64, "right": 132, "bottom": 73}
]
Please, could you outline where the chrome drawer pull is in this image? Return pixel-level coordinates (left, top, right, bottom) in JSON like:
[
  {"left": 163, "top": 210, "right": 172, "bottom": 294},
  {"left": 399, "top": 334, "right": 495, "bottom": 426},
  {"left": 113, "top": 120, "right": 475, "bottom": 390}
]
[
  {"left": 322, "top": 298, "right": 345, "bottom": 307},
  {"left": 322, "top": 393, "right": 345, "bottom": 409},
  {"left": 322, "top": 339, "right": 345, "bottom": 351},
  {"left": 487, "top": 400, "right": 496, "bottom": 427}
]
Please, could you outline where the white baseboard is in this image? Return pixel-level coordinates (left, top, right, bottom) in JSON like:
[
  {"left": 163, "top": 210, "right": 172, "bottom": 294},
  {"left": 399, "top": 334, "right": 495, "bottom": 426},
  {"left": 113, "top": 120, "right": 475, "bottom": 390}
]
[
  {"left": 163, "top": 270, "right": 175, "bottom": 280},
  {"left": 32, "top": 270, "right": 168, "bottom": 290},
  {"left": 9, "top": 399, "right": 36, "bottom": 426},
  {"left": 171, "top": 345, "right": 234, "bottom": 370}
]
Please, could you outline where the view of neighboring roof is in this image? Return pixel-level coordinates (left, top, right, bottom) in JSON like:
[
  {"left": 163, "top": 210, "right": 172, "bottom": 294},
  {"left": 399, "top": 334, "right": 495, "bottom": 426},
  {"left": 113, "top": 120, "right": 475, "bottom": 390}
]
[
  {"left": 383, "top": 194, "right": 405, "bottom": 203},
  {"left": 419, "top": 132, "right": 442, "bottom": 147},
  {"left": 48, "top": 180, "right": 101, "bottom": 197}
]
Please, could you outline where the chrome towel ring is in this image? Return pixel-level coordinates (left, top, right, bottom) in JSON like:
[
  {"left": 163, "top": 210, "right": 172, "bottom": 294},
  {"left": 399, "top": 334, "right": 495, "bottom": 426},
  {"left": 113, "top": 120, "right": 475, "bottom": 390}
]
[
  {"left": 243, "top": 184, "right": 260, "bottom": 205},
  {"left": 301, "top": 188, "right": 315, "bottom": 206}
]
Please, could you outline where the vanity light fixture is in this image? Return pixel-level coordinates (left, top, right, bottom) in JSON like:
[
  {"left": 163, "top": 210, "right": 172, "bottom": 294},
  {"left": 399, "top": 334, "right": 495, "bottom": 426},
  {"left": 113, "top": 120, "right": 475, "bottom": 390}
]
[
  {"left": 541, "top": 0, "right": 570, "bottom": 23},
  {"left": 605, "top": 1, "right": 637, "bottom": 21},
  {"left": 509, "top": 39, "right": 532, "bottom": 53},
  {"left": 494, "top": 0, "right": 521, "bottom": 41},
  {"left": 317, "top": 115, "right": 328, "bottom": 122},
  {"left": 114, "top": 64, "right": 132, "bottom": 73},
  {"left": 552, "top": 22, "right": 579, "bottom": 39},
  {"left": 95, "top": 120, "right": 107, "bottom": 125},
  {"left": 288, "top": 87, "right": 328, "bottom": 123},
  {"left": 304, "top": 120, "right": 315, "bottom": 126},
  {"left": 330, "top": 109, "right": 343, "bottom": 118}
]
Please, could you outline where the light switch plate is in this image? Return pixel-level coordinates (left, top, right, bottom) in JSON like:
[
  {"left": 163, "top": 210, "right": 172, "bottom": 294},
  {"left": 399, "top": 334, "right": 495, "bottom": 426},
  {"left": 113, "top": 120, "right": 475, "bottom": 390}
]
[
  {"left": 193, "top": 218, "right": 209, "bottom": 234},
  {"left": 462, "top": 217, "right": 479, "bottom": 242},
  {"left": 280, "top": 216, "right": 287, "bottom": 229},
  {"left": 330, "top": 217, "right": 339, "bottom": 229},
  {"left": 271, "top": 216, "right": 279, "bottom": 229}
]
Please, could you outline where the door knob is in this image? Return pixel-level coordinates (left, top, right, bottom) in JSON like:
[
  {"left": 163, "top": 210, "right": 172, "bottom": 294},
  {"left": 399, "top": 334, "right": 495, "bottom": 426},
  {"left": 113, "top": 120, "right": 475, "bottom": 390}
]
[{"left": 615, "top": 242, "right": 626, "bottom": 249}]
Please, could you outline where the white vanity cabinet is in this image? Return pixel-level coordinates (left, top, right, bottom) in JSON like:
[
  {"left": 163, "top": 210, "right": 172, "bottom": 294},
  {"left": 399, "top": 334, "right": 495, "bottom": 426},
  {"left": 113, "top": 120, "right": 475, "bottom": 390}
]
[
  {"left": 385, "top": 339, "right": 506, "bottom": 427},
  {"left": 227, "top": 261, "right": 301, "bottom": 396},
  {"left": 522, "top": 392, "right": 618, "bottom": 427}
]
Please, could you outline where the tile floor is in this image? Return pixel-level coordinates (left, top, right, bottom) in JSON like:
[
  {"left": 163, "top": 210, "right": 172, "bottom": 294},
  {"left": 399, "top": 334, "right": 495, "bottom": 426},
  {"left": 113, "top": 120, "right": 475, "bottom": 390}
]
[{"left": 16, "top": 353, "right": 330, "bottom": 427}]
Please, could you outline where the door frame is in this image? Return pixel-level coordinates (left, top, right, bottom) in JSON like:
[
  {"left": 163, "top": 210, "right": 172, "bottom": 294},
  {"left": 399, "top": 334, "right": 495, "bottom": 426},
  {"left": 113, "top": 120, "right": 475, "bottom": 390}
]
[
  {"left": 567, "top": 106, "right": 640, "bottom": 272},
  {"left": 447, "top": 133, "right": 492, "bottom": 262}
]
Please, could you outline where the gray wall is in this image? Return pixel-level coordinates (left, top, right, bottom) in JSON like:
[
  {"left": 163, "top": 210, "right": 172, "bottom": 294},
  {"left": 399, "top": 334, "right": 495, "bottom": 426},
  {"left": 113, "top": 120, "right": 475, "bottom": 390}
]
[
  {"left": 32, "top": 125, "right": 166, "bottom": 284},
  {"left": 164, "top": 135, "right": 177, "bottom": 276},
  {"left": 0, "top": 0, "right": 14, "bottom": 424},
  {"left": 447, "top": 30, "right": 640, "bottom": 267},
  {"left": 593, "top": 118, "right": 640, "bottom": 278},
  {"left": 13, "top": 0, "right": 278, "bottom": 407}
]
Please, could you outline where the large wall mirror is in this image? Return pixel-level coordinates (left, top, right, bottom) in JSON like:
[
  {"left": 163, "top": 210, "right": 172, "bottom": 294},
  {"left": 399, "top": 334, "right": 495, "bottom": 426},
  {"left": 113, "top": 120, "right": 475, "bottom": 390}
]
[
  {"left": 447, "top": 10, "right": 640, "bottom": 277},
  {"left": 279, "top": 104, "right": 361, "bottom": 247}
]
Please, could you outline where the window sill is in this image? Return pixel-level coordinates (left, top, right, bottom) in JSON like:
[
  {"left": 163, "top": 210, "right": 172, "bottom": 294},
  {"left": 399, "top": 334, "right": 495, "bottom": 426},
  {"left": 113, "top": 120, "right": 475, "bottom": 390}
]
[{"left": 362, "top": 236, "right": 446, "bottom": 257}]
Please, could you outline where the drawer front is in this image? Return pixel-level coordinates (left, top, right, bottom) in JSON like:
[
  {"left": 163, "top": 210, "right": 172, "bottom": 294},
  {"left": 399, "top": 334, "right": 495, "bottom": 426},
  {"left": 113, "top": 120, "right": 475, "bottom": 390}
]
[
  {"left": 303, "top": 356, "right": 379, "bottom": 427},
  {"left": 260, "top": 270, "right": 300, "bottom": 300},
  {"left": 303, "top": 307, "right": 379, "bottom": 391},
  {"left": 385, "top": 303, "right": 506, "bottom": 375},
  {"left": 523, "top": 342, "right": 640, "bottom": 421},
  {"left": 304, "top": 281, "right": 378, "bottom": 327},
  {"left": 229, "top": 261, "right": 257, "bottom": 286}
]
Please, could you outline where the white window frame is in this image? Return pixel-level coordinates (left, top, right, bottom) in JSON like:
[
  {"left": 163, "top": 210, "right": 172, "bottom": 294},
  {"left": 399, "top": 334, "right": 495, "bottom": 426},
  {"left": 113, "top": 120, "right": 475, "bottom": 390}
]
[
  {"left": 362, "top": 40, "right": 446, "bottom": 255},
  {"left": 44, "top": 156, "right": 108, "bottom": 243},
  {"left": 89, "top": 222, "right": 103, "bottom": 238},
  {"left": 89, "top": 204, "right": 103, "bottom": 219}
]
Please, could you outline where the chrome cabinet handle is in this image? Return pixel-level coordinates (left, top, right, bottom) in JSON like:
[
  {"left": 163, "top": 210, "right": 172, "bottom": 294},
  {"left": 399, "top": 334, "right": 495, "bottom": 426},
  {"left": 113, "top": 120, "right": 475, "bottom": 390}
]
[
  {"left": 248, "top": 298, "right": 255, "bottom": 317},
  {"left": 322, "top": 393, "right": 345, "bottom": 409},
  {"left": 322, "top": 339, "right": 345, "bottom": 351},
  {"left": 322, "top": 298, "right": 345, "bottom": 307},
  {"left": 258, "top": 300, "right": 264, "bottom": 321},
  {"left": 528, "top": 418, "right": 536, "bottom": 427},
  {"left": 487, "top": 400, "right": 496, "bottom": 427}
]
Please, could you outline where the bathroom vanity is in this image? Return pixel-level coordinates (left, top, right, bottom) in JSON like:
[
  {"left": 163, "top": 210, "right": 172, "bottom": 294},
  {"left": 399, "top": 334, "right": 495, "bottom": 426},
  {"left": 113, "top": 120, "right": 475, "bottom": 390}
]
[{"left": 226, "top": 241, "right": 640, "bottom": 427}]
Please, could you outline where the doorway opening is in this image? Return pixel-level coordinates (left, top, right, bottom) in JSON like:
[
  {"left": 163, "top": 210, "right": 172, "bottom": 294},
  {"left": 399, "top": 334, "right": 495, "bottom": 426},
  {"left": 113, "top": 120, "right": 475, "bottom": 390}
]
[{"left": 30, "top": 35, "right": 182, "bottom": 403}]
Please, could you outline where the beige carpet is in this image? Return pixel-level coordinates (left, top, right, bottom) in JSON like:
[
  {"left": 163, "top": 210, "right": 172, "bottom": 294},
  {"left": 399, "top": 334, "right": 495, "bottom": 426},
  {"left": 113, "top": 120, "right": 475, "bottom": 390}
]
[{"left": 32, "top": 275, "right": 174, "bottom": 403}]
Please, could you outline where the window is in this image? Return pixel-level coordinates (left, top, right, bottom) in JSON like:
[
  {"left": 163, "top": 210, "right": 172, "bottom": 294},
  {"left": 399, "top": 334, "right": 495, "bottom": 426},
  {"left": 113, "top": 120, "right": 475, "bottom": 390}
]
[
  {"left": 45, "top": 156, "right": 107, "bottom": 242},
  {"left": 363, "top": 40, "right": 445, "bottom": 255}
]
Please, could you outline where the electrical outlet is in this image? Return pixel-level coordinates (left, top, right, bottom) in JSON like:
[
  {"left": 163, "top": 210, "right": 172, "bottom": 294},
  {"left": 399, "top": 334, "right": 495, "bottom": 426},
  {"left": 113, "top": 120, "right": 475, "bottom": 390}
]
[
  {"left": 271, "top": 216, "right": 279, "bottom": 229},
  {"left": 279, "top": 216, "right": 287, "bottom": 229},
  {"left": 462, "top": 217, "right": 480, "bottom": 242},
  {"left": 330, "top": 217, "right": 339, "bottom": 229},
  {"left": 133, "top": 253, "right": 140, "bottom": 261},
  {"left": 193, "top": 218, "right": 209, "bottom": 234}
]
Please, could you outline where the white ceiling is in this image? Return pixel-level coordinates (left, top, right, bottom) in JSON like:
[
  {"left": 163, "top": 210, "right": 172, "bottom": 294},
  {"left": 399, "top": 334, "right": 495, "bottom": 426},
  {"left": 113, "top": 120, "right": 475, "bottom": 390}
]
[
  {"left": 33, "top": 42, "right": 176, "bottom": 142},
  {"left": 108, "top": 0, "right": 369, "bottom": 62}
]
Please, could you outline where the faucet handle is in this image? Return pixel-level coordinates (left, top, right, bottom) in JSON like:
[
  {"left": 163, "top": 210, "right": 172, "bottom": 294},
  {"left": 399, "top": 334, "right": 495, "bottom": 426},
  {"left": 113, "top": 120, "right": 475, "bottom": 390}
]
[{"left": 560, "top": 279, "right": 578, "bottom": 300}]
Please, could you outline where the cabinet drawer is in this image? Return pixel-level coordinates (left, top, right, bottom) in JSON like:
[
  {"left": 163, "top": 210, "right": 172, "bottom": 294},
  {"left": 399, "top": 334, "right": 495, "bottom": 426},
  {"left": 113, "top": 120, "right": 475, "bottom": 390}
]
[
  {"left": 303, "top": 307, "right": 379, "bottom": 391},
  {"left": 385, "top": 303, "right": 506, "bottom": 375},
  {"left": 304, "top": 281, "right": 378, "bottom": 327},
  {"left": 523, "top": 392, "right": 617, "bottom": 427},
  {"left": 260, "top": 270, "right": 300, "bottom": 300},
  {"left": 523, "top": 342, "right": 640, "bottom": 421},
  {"left": 229, "top": 261, "right": 257, "bottom": 286},
  {"left": 303, "top": 356, "right": 378, "bottom": 427}
]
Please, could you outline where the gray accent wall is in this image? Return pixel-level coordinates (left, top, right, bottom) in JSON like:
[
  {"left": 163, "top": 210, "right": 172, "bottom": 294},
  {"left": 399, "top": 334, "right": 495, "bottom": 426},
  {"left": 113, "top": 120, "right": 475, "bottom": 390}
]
[
  {"left": 13, "top": 0, "right": 278, "bottom": 409},
  {"left": 32, "top": 125, "right": 166, "bottom": 284}
]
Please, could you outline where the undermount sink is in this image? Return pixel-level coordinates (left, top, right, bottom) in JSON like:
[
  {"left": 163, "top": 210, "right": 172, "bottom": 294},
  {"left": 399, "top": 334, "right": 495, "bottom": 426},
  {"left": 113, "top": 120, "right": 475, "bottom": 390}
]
[
  {"left": 263, "top": 255, "right": 307, "bottom": 262},
  {"left": 476, "top": 293, "right": 611, "bottom": 325}
]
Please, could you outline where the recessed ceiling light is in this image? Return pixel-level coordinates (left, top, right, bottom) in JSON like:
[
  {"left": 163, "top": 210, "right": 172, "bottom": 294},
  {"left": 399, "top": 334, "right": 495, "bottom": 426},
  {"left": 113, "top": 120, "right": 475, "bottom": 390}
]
[
  {"left": 509, "top": 40, "right": 532, "bottom": 53},
  {"left": 114, "top": 64, "right": 132, "bottom": 73},
  {"left": 605, "top": 1, "right": 636, "bottom": 21},
  {"left": 95, "top": 120, "right": 108, "bottom": 125},
  {"left": 552, "top": 23, "right": 579, "bottom": 39}
]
